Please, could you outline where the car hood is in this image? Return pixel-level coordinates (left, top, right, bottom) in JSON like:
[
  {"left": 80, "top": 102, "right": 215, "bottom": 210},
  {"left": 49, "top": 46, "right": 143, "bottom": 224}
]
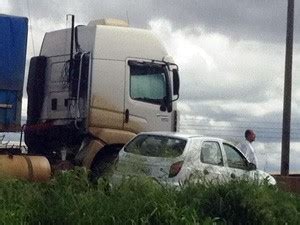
[{"left": 255, "top": 170, "right": 277, "bottom": 185}]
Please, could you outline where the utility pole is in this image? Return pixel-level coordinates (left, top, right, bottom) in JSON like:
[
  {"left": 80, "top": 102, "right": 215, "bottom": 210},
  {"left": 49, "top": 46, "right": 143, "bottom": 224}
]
[{"left": 281, "top": 0, "right": 294, "bottom": 176}]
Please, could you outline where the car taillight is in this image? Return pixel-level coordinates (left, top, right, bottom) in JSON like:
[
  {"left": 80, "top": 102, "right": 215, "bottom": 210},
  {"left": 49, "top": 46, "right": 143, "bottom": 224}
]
[{"left": 168, "top": 161, "right": 184, "bottom": 178}]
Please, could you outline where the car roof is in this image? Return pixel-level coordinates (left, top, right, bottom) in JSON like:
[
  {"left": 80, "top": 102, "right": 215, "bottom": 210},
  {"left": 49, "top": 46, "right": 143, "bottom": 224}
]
[{"left": 137, "top": 131, "right": 225, "bottom": 142}]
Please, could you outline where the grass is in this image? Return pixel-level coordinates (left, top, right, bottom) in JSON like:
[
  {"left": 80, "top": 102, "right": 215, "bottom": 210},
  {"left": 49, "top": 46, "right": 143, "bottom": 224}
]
[{"left": 0, "top": 168, "right": 299, "bottom": 225}]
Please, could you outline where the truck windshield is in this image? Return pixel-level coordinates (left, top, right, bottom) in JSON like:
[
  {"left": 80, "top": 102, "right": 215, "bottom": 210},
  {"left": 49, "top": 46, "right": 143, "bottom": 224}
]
[
  {"left": 124, "top": 134, "right": 187, "bottom": 158},
  {"left": 129, "top": 61, "right": 168, "bottom": 105}
]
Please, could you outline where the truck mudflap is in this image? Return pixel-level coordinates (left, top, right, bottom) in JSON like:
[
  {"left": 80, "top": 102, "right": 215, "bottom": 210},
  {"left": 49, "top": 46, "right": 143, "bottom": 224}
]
[{"left": 0, "top": 154, "right": 51, "bottom": 181}]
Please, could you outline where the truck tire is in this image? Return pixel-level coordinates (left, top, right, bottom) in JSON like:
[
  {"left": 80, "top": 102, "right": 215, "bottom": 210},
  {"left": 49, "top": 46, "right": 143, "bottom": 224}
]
[{"left": 90, "top": 146, "right": 121, "bottom": 182}]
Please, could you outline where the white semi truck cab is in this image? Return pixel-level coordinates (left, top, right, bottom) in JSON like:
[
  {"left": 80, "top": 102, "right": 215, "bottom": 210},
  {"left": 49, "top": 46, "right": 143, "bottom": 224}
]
[{"left": 24, "top": 18, "right": 180, "bottom": 175}]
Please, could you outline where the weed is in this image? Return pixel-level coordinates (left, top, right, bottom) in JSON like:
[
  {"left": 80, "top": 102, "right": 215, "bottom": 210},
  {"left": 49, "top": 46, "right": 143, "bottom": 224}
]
[{"left": 0, "top": 169, "right": 299, "bottom": 225}]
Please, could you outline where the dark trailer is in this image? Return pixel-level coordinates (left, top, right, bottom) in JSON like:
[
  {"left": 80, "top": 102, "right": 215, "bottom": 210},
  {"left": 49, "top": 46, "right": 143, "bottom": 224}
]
[{"left": 0, "top": 14, "right": 28, "bottom": 132}]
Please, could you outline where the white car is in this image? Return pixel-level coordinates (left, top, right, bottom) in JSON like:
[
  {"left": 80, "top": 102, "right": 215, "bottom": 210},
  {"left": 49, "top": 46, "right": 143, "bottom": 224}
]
[{"left": 112, "top": 132, "right": 276, "bottom": 186}]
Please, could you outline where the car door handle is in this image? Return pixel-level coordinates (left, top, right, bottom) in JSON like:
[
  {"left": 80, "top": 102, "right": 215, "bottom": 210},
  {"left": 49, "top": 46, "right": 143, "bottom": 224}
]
[
  {"left": 203, "top": 169, "right": 209, "bottom": 175},
  {"left": 231, "top": 173, "right": 236, "bottom": 179}
]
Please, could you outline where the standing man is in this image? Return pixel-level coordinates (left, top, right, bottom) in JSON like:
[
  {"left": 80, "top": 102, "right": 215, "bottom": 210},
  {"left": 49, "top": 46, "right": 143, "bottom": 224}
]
[{"left": 237, "top": 129, "right": 258, "bottom": 166}]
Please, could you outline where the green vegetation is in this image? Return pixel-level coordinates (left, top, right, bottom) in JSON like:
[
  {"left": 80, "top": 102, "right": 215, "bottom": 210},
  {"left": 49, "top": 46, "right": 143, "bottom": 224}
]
[{"left": 0, "top": 168, "right": 299, "bottom": 225}]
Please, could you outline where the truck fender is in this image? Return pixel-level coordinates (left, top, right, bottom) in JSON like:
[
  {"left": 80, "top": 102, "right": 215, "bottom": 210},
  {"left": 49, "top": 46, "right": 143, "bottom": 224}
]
[{"left": 78, "top": 139, "right": 106, "bottom": 169}]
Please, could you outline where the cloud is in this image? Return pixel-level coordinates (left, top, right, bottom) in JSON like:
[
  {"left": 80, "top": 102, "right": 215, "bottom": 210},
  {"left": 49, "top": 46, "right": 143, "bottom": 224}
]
[
  {"left": 0, "top": 0, "right": 12, "bottom": 14},
  {"left": 7, "top": 0, "right": 300, "bottom": 45},
  {"left": 149, "top": 18, "right": 286, "bottom": 105},
  {"left": 256, "top": 141, "right": 300, "bottom": 173},
  {"left": 154, "top": 0, "right": 300, "bottom": 44},
  {"left": 21, "top": 98, "right": 28, "bottom": 118}
]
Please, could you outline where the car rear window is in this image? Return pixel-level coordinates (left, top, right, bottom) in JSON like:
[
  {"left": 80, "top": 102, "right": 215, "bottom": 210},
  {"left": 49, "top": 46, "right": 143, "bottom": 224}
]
[{"left": 124, "top": 134, "right": 187, "bottom": 158}]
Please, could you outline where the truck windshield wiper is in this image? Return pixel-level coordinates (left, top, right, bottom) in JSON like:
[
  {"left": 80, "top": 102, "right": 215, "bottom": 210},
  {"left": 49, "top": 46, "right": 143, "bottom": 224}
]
[{"left": 134, "top": 97, "right": 161, "bottom": 104}]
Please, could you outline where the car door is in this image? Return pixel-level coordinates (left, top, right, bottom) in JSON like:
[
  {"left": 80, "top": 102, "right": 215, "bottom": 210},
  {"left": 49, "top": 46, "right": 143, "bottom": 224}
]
[
  {"left": 123, "top": 59, "right": 175, "bottom": 133},
  {"left": 190, "top": 140, "right": 227, "bottom": 183},
  {"left": 222, "top": 142, "right": 251, "bottom": 181}
]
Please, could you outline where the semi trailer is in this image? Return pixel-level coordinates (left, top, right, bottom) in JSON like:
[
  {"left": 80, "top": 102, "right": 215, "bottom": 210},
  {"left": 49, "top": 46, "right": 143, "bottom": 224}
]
[{"left": 0, "top": 15, "right": 180, "bottom": 181}]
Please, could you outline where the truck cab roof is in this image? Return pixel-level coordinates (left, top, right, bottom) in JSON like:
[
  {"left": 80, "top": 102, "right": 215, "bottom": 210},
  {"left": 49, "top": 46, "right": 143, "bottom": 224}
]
[{"left": 41, "top": 20, "right": 169, "bottom": 62}]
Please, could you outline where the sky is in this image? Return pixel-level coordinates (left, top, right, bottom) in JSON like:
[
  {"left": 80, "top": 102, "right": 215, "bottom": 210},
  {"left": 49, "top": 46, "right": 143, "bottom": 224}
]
[{"left": 1, "top": 0, "right": 300, "bottom": 173}]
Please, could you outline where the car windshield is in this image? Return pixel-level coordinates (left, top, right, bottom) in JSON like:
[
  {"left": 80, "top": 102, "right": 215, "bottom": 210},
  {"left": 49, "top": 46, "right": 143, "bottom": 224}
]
[{"left": 124, "top": 134, "right": 187, "bottom": 158}]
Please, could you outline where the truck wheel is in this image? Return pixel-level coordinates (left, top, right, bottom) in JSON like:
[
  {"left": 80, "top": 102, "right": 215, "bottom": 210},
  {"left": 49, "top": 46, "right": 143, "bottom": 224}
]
[{"left": 90, "top": 146, "right": 121, "bottom": 182}]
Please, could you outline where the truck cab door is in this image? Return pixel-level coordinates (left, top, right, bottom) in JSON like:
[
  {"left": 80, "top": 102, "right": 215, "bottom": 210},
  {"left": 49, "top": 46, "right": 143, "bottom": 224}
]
[{"left": 124, "top": 59, "right": 175, "bottom": 133}]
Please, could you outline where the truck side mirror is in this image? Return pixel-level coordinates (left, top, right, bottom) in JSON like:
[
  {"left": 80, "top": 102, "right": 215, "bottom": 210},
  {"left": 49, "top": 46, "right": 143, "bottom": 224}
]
[{"left": 173, "top": 69, "right": 180, "bottom": 96}]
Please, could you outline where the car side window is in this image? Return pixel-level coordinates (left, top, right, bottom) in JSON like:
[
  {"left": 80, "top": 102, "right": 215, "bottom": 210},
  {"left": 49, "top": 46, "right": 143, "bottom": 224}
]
[
  {"left": 223, "top": 143, "right": 248, "bottom": 170},
  {"left": 200, "top": 141, "right": 224, "bottom": 166}
]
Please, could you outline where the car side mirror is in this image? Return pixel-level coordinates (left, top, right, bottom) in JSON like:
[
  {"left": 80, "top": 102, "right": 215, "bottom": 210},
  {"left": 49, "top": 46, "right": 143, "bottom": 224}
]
[{"left": 248, "top": 162, "right": 257, "bottom": 171}]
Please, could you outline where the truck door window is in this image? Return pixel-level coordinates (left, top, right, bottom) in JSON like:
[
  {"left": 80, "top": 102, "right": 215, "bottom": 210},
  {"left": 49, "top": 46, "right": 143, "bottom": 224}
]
[
  {"left": 223, "top": 143, "right": 248, "bottom": 170},
  {"left": 129, "top": 61, "right": 167, "bottom": 105},
  {"left": 200, "top": 141, "right": 223, "bottom": 166}
]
